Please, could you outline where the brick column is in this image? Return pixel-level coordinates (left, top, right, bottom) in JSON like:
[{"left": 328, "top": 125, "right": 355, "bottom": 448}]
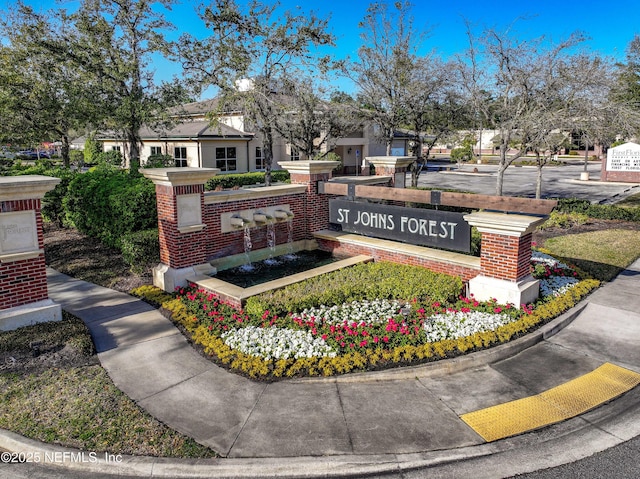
[
  {"left": 277, "top": 161, "right": 337, "bottom": 240},
  {"left": 141, "top": 167, "right": 219, "bottom": 292},
  {"left": 464, "top": 211, "right": 547, "bottom": 307},
  {"left": 0, "top": 175, "right": 62, "bottom": 331},
  {"left": 366, "top": 156, "right": 415, "bottom": 187}
]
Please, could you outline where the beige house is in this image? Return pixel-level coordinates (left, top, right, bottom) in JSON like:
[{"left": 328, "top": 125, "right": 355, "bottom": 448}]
[{"left": 99, "top": 99, "right": 414, "bottom": 174}]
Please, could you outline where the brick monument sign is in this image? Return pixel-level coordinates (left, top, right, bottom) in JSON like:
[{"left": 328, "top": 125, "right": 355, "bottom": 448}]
[{"left": 0, "top": 175, "right": 62, "bottom": 331}]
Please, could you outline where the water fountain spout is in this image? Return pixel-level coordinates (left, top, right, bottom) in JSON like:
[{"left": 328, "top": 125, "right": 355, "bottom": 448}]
[
  {"left": 230, "top": 215, "right": 255, "bottom": 229},
  {"left": 253, "top": 212, "right": 273, "bottom": 224},
  {"left": 274, "top": 209, "right": 294, "bottom": 221}
]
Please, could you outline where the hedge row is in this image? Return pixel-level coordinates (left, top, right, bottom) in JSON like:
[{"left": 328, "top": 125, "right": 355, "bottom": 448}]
[
  {"left": 556, "top": 198, "right": 640, "bottom": 221},
  {"left": 205, "top": 171, "right": 290, "bottom": 190}
]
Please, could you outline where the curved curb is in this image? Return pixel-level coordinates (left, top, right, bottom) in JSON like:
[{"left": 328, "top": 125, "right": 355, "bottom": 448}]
[{"left": 2, "top": 386, "right": 639, "bottom": 479}]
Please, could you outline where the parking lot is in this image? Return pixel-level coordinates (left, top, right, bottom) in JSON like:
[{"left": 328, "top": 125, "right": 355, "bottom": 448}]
[{"left": 415, "top": 161, "right": 640, "bottom": 204}]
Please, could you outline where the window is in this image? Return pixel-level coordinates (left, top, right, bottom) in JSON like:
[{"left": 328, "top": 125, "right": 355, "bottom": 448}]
[
  {"left": 174, "top": 147, "right": 187, "bottom": 167},
  {"left": 215, "top": 147, "right": 237, "bottom": 171},
  {"left": 290, "top": 146, "right": 300, "bottom": 161},
  {"left": 255, "top": 146, "right": 265, "bottom": 170},
  {"left": 150, "top": 146, "right": 162, "bottom": 156},
  {"left": 112, "top": 146, "right": 121, "bottom": 152}
]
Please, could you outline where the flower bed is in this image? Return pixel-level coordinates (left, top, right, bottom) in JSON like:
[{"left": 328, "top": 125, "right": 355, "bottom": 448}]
[{"left": 132, "top": 254, "right": 600, "bottom": 380}]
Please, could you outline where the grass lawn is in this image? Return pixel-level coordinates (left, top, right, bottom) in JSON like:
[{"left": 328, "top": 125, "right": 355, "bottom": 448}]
[
  {"left": 615, "top": 192, "right": 640, "bottom": 208},
  {"left": 541, "top": 229, "right": 640, "bottom": 282},
  {"left": 0, "top": 313, "right": 217, "bottom": 458}
]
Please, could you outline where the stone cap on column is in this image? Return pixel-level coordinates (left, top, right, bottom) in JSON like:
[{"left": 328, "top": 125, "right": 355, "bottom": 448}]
[
  {"left": 464, "top": 211, "right": 547, "bottom": 237},
  {"left": 366, "top": 156, "right": 416, "bottom": 169},
  {"left": 140, "top": 167, "right": 220, "bottom": 187},
  {"left": 277, "top": 161, "right": 339, "bottom": 175},
  {"left": 0, "top": 175, "right": 61, "bottom": 201}
]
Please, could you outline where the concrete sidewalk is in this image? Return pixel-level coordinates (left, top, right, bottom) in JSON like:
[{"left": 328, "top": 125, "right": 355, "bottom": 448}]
[{"left": 2, "top": 264, "right": 640, "bottom": 478}]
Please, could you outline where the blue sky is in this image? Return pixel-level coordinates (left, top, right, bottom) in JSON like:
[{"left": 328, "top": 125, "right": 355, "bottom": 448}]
[{"left": 4, "top": 0, "right": 639, "bottom": 95}]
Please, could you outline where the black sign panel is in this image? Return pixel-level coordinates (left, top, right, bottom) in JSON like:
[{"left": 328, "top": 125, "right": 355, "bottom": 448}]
[{"left": 329, "top": 199, "right": 471, "bottom": 253}]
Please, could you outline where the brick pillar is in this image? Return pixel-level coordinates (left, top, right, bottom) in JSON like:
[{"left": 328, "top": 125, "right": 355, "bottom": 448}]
[
  {"left": 277, "top": 161, "right": 337, "bottom": 240},
  {"left": 464, "top": 211, "right": 547, "bottom": 307},
  {"left": 141, "top": 168, "right": 219, "bottom": 292},
  {"left": 0, "top": 175, "right": 62, "bottom": 331},
  {"left": 366, "top": 156, "right": 416, "bottom": 187}
]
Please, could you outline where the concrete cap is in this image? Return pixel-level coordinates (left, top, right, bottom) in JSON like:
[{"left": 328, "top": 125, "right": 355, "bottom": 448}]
[
  {"left": 140, "top": 167, "right": 220, "bottom": 187},
  {"left": 0, "top": 175, "right": 61, "bottom": 201}
]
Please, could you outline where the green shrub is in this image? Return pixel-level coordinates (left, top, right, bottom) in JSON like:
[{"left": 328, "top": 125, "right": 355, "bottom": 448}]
[
  {"left": 450, "top": 147, "right": 472, "bottom": 163},
  {"left": 69, "top": 150, "right": 84, "bottom": 167},
  {"left": 121, "top": 229, "right": 159, "bottom": 274},
  {"left": 96, "top": 150, "right": 123, "bottom": 168},
  {"left": 64, "top": 168, "right": 157, "bottom": 248},
  {"left": 143, "top": 154, "right": 175, "bottom": 168},
  {"left": 205, "top": 171, "right": 290, "bottom": 190},
  {"left": 83, "top": 135, "right": 103, "bottom": 165},
  {"left": 41, "top": 169, "right": 77, "bottom": 226},
  {"left": 556, "top": 197, "right": 640, "bottom": 222},
  {"left": 244, "top": 261, "right": 463, "bottom": 320},
  {"left": 539, "top": 210, "right": 589, "bottom": 230}
]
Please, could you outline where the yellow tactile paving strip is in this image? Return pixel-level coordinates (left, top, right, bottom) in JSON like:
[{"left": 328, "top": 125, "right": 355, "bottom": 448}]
[{"left": 461, "top": 363, "right": 640, "bottom": 442}]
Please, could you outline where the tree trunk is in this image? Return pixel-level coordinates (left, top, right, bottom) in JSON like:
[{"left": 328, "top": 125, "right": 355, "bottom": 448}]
[
  {"left": 535, "top": 152, "right": 543, "bottom": 200},
  {"left": 61, "top": 135, "right": 71, "bottom": 169},
  {"left": 583, "top": 137, "right": 589, "bottom": 173},
  {"left": 496, "top": 165, "right": 505, "bottom": 196},
  {"left": 263, "top": 129, "right": 274, "bottom": 186},
  {"left": 495, "top": 144, "right": 508, "bottom": 196}
]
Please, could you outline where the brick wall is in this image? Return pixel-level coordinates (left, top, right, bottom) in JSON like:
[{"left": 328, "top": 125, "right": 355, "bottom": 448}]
[
  {"left": 0, "top": 199, "right": 49, "bottom": 309},
  {"left": 316, "top": 238, "right": 479, "bottom": 282},
  {"left": 203, "top": 194, "right": 307, "bottom": 261},
  {"left": 290, "top": 171, "right": 331, "bottom": 239},
  {"left": 479, "top": 232, "right": 532, "bottom": 282},
  {"left": 600, "top": 170, "right": 640, "bottom": 182},
  {"left": 155, "top": 184, "right": 210, "bottom": 268}
]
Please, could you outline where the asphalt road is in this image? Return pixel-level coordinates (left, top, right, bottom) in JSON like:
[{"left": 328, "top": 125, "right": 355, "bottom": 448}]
[{"left": 415, "top": 161, "right": 640, "bottom": 203}]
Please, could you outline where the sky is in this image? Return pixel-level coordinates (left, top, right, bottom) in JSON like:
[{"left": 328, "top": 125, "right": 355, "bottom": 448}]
[{"left": 3, "top": 0, "right": 639, "bottom": 96}]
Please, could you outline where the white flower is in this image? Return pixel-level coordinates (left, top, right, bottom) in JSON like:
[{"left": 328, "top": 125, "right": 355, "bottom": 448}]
[
  {"left": 221, "top": 326, "right": 335, "bottom": 360},
  {"left": 298, "top": 299, "right": 402, "bottom": 325},
  {"left": 531, "top": 251, "right": 570, "bottom": 270},
  {"left": 539, "top": 276, "right": 579, "bottom": 297},
  {"left": 424, "top": 311, "right": 515, "bottom": 342}
]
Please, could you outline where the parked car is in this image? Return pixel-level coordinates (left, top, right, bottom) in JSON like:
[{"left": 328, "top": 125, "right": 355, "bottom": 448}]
[{"left": 17, "top": 150, "right": 50, "bottom": 159}]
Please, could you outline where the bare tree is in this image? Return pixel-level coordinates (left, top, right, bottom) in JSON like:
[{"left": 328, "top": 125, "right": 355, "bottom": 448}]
[
  {"left": 405, "top": 57, "right": 468, "bottom": 187},
  {"left": 178, "top": 0, "right": 334, "bottom": 185},
  {"left": 459, "top": 22, "right": 588, "bottom": 195},
  {"left": 348, "top": 1, "right": 425, "bottom": 155},
  {"left": 272, "top": 78, "right": 357, "bottom": 161}
]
